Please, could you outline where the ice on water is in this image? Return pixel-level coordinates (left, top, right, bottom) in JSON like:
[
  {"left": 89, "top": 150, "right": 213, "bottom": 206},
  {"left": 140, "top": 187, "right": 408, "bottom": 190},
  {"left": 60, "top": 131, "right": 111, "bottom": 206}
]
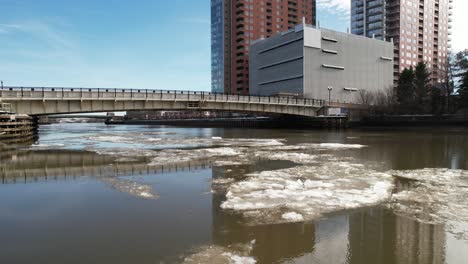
[
  {"left": 389, "top": 168, "right": 468, "bottom": 238},
  {"left": 102, "top": 178, "right": 159, "bottom": 200},
  {"left": 37, "top": 130, "right": 468, "bottom": 235},
  {"left": 221, "top": 161, "right": 394, "bottom": 224},
  {"left": 183, "top": 241, "right": 257, "bottom": 264}
]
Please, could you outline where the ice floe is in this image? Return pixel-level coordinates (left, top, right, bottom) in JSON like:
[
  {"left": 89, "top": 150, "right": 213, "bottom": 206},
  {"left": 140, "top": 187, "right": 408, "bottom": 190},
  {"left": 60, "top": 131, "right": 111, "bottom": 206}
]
[
  {"left": 221, "top": 162, "right": 394, "bottom": 224},
  {"left": 183, "top": 241, "right": 256, "bottom": 264},
  {"left": 89, "top": 136, "right": 129, "bottom": 143},
  {"left": 149, "top": 147, "right": 249, "bottom": 166},
  {"left": 31, "top": 143, "right": 66, "bottom": 148},
  {"left": 102, "top": 178, "right": 159, "bottom": 200},
  {"left": 389, "top": 168, "right": 468, "bottom": 239},
  {"left": 304, "top": 143, "right": 367, "bottom": 149},
  {"left": 86, "top": 132, "right": 284, "bottom": 148},
  {"left": 254, "top": 151, "right": 320, "bottom": 164},
  {"left": 91, "top": 148, "right": 158, "bottom": 159},
  {"left": 282, "top": 212, "right": 304, "bottom": 222},
  {"left": 213, "top": 160, "right": 247, "bottom": 166}
]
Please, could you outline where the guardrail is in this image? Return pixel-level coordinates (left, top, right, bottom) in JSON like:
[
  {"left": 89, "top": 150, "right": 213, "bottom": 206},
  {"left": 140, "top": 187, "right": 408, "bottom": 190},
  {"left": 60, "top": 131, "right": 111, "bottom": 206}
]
[{"left": 0, "top": 86, "right": 326, "bottom": 108}]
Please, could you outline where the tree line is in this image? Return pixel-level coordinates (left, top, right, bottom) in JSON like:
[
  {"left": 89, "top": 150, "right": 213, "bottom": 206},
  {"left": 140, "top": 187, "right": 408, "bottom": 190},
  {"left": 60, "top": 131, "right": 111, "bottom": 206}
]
[{"left": 358, "top": 49, "right": 468, "bottom": 115}]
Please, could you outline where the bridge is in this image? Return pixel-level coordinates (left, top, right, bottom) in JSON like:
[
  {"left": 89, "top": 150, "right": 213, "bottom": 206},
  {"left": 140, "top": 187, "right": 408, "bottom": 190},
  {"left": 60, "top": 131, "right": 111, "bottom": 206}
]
[{"left": 0, "top": 86, "right": 326, "bottom": 117}]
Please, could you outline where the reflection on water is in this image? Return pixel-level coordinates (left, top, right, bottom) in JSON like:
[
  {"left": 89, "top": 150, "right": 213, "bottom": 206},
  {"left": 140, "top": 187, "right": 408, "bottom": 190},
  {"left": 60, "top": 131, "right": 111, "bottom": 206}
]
[{"left": 0, "top": 124, "right": 467, "bottom": 264}]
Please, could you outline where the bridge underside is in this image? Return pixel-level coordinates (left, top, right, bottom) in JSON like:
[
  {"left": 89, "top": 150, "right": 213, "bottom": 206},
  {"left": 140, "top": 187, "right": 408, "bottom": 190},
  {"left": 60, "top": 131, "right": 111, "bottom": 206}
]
[{"left": 7, "top": 99, "right": 318, "bottom": 117}]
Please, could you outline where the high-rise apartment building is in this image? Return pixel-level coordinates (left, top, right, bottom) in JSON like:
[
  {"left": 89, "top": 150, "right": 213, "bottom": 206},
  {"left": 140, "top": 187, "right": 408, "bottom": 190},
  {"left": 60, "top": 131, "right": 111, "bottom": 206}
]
[
  {"left": 211, "top": 0, "right": 316, "bottom": 94},
  {"left": 351, "top": 0, "right": 452, "bottom": 85},
  {"left": 351, "top": 0, "right": 386, "bottom": 40}
]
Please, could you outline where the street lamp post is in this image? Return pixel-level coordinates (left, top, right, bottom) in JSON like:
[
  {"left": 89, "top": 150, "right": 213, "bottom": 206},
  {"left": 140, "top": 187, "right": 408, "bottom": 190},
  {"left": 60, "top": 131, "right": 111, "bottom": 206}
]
[{"left": 327, "top": 86, "right": 333, "bottom": 102}]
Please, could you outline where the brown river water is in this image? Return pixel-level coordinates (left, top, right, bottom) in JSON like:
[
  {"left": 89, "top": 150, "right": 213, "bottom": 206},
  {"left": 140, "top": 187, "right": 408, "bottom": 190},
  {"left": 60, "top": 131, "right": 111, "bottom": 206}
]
[{"left": 0, "top": 123, "right": 467, "bottom": 264}]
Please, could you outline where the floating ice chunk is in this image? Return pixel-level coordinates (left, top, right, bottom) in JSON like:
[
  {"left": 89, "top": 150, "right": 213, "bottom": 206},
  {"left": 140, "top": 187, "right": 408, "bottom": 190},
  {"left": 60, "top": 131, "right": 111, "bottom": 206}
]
[
  {"left": 389, "top": 168, "right": 468, "bottom": 239},
  {"left": 148, "top": 147, "right": 250, "bottom": 166},
  {"left": 255, "top": 151, "right": 318, "bottom": 164},
  {"left": 223, "top": 138, "right": 285, "bottom": 147},
  {"left": 221, "top": 163, "right": 393, "bottom": 224},
  {"left": 89, "top": 136, "right": 129, "bottom": 143},
  {"left": 303, "top": 180, "right": 334, "bottom": 188},
  {"left": 183, "top": 244, "right": 256, "bottom": 264},
  {"left": 222, "top": 253, "right": 257, "bottom": 264},
  {"left": 259, "top": 145, "right": 310, "bottom": 151},
  {"left": 31, "top": 143, "right": 65, "bottom": 148},
  {"left": 390, "top": 168, "right": 468, "bottom": 184},
  {"left": 102, "top": 178, "right": 159, "bottom": 200},
  {"left": 204, "top": 147, "right": 242, "bottom": 156},
  {"left": 93, "top": 148, "right": 157, "bottom": 158},
  {"left": 305, "top": 143, "right": 367, "bottom": 149},
  {"left": 282, "top": 212, "right": 304, "bottom": 222},
  {"left": 213, "top": 178, "right": 236, "bottom": 185},
  {"left": 212, "top": 137, "right": 223, "bottom": 140},
  {"left": 139, "top": 192, "right": 154, "bottom": 198},
  {"left": 214, "top": 161, "right": 246, "bottom": 166}
]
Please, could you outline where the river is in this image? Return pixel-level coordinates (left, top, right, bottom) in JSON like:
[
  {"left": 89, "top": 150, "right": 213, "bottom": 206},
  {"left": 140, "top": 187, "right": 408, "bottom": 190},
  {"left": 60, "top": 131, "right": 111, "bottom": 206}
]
[{"left": 1, "top": 123, "right": 467, "bottom": 264}]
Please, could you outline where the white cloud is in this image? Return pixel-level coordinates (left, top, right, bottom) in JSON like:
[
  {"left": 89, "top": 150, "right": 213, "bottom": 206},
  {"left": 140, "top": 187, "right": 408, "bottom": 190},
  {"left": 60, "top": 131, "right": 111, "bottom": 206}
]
[
  {"left": 0, "top": 24, "right": 24, "bottom": 33},
  {"left": 452, "top": 0, "right": 468, "bottom": 51},
  {"left": 317, "top": 0, "right": 351, "bottom": 16}
]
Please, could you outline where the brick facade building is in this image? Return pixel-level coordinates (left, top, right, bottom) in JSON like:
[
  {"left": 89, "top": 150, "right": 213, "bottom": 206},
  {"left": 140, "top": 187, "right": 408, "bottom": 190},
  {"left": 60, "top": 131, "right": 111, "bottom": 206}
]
[
  {"left": 211, "top": 0, "right": 316, "bottom": 95},
  {"left": 351, "top": 0, "right": 452, "bottom": 86}
]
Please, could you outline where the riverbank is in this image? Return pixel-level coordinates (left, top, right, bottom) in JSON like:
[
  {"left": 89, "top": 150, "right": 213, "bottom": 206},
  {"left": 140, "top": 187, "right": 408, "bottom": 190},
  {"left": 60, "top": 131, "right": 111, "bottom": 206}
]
[{"left": 360, "top": 114, "right": 468, "bottom": 127}]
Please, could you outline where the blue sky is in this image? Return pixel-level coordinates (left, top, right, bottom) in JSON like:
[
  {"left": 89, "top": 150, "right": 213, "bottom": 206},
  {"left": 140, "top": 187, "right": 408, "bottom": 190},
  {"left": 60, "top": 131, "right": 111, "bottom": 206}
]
[{"left": 0, "top": 0, "right": 465, "bottom": 91}]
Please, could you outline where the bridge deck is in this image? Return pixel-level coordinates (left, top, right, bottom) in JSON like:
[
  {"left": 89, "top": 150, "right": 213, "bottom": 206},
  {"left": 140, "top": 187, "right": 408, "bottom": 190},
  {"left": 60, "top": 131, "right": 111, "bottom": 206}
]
[{"left": 1, "top": 86, "right": 325, "bottom": 117}]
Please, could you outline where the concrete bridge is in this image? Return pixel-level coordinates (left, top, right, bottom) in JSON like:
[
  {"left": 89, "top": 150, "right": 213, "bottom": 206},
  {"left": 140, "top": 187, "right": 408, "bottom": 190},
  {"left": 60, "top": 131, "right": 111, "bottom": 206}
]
[{"left": 0, "top": 86, "right": 326, "bottom": 117}]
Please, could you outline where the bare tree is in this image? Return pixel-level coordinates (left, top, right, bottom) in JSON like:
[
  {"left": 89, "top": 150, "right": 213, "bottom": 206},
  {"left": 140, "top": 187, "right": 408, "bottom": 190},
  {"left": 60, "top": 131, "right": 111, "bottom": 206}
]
[
  {"left": 357, "top": 89, "right": 374, "bottom": 105},
  {"left": 371, "top": 86, "right": 397, "bottom": 114}
]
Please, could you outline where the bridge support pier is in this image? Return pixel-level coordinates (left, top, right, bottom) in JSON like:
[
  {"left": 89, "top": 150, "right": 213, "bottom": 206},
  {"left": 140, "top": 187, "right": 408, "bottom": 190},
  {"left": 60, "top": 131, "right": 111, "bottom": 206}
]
[{"left": 0, "top": 113, "right": 38, "bottom": 143}]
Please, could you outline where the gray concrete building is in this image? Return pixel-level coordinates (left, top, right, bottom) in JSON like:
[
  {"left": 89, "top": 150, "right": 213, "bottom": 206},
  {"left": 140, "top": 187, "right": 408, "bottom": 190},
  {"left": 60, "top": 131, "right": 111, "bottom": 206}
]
[{"left": 249, "top": 24, "right": 394, "bottom": 104}]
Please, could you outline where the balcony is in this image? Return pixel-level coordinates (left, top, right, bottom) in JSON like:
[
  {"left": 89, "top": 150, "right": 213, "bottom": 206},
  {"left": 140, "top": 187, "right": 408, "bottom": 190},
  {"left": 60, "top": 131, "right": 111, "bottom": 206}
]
[
  {"left": 367, "top": 0, "right": 384, "bottom": 9},
  {"left": 386, "top": 23, "right": 400, "bottom": 31},
  {"left": 387, "top": 1, "right": 400, "bottom": 8},
  {"left": 386, "top": 16, "right": 400, "bottom": 23}
]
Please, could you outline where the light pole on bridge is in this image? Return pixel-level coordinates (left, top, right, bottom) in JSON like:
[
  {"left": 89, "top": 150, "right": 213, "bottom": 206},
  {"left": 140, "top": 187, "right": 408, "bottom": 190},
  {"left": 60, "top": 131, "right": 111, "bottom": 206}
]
[{"left": 327, "top": 86, "right": 333, "bottom": 102}]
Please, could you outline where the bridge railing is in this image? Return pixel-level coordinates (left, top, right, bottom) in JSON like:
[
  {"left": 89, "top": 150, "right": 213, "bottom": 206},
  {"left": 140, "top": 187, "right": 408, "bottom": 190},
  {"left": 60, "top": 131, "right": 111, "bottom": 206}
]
[{"left": 0, "top": 86, "right": 326, "bottom": 107}]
